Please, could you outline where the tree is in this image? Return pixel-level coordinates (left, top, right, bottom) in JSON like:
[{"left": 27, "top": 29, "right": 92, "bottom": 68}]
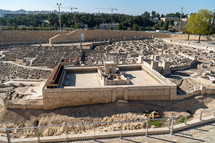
[
  {"left": 118, "top": 21, "right": 130, "bottom": 30},
  {"left": 186, "top": 9, "right": 213, "bottom": 43},
  {"left": 155, "top": 13, "right": 160, "bottom": 19},
  {"left": 169, "top": 20, "right": 174, "bottom": 27},
  {"left": 212, "top": 12, "right": 215, "bottom": 33},
  {"left": 133, "top": 24, "right": 140, "bottom": 31},
  {"left": 169, "top": 20, "right": 174, "bottom": 30},
  {"left": 0, "top": 18, "right": 6, "bottom": 25},
  {"left": 152, "top": 23, "right": 159, "bottom": 30},
  {"left": 158, "top": 21, "right": 164, "bottom": 27},
  {"left": 48, "top": 14, "right": 58, "bottom": 26},
  {"left": 142, "top": 11, "right": 150, "bottom": 20},
  {"left": 75, "top": 23, "right": 82, "bottom": 29},
  {"left": 151, "top": 11, "right": 156, "bottom": 18},
  {"left": 162, "top": 21, "right": 169, "bottom": 30},
  {"left": 12, "top": 22, "right": 17, "bottom": 30}
]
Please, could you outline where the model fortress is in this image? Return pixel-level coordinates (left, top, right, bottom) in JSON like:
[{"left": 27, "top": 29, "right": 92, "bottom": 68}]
[
  {"left": 98, "top": 61, "right": 130, "bottom": 86},
  {"left": 43, "top": 60, "right": 176, "bottom": 110}
]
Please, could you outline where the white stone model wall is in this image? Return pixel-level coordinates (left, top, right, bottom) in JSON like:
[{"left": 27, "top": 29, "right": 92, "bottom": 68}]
[{"left": 42, "top": 64, "right": 177, "bottom": 110}]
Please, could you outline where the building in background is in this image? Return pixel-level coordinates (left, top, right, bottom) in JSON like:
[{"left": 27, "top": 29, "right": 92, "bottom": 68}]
[{"left": 99, "top": 23, "right": 119, "bottom": 30}]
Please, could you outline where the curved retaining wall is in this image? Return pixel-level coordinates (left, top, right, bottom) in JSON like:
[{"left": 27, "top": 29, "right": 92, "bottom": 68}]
[
  {"left": 162, "top": 38, "right": 215, "bottom": 51},
  {"left": 0, "top": 30, "right": 68, "bottom": 43},
  {"left": 0, "top": 30, "right": 210, "bottom": 44},
  {"left": 49, "top": 30, "right": 171, "bottom": 44},
  {"left": 49, "top": 30, "right": 210, "bottom": 44}
]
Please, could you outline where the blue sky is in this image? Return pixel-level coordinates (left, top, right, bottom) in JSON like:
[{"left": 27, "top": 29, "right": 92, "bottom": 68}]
[{"left": 0, "top": 0, "right": 214, "bottom": 15}]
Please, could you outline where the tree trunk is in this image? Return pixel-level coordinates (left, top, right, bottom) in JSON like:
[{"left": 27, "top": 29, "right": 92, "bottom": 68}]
[
  {"left": 188, "top": 34, "right": 190, "bottom": 41},
  {"left": 198, "top": 35, "right": 201, "bottom": 43}
]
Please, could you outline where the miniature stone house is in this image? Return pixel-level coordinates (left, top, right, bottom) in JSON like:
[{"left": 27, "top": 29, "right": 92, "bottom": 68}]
[
  {"left": 104, "top": 61, "right": 117, "bottom": 74},
  {"left": 97, "top": 61, "right": 130, "bottom": 86}
]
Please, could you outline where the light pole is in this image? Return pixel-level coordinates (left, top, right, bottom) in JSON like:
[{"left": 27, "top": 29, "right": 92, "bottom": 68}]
[
  {"left": 71, "top": 7, "right": 77, "bottom": 13},
  {"left": 57, "top": 3, "right": 62, "bottom": 31},
  {"left": 212, "top": 10, "right": 215, "bottom": 33},
  {"left": 179, "top": 7, "right": 183, "bottom": 32},
  {"left": 111, "top": 8, "right": 118, "bottom": 14}
]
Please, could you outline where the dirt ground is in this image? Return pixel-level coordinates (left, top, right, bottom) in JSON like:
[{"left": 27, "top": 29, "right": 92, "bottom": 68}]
[{"left": 0, "top": 94, "right": 215, "bottom": 138}]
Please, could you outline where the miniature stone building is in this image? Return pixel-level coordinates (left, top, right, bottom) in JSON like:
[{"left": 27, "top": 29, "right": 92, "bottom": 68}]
[{"left": 97, "top": 61, "right": 130, "bottom": 86}]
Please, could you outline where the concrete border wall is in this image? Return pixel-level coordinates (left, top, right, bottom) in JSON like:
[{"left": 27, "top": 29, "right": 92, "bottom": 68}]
[
  {"left": 43, "top": 87, "right": 114, "bottom": 109},
  {"left": 169, "top": 84, "right": 215, "bottom": 101},
  {"left": 3, "top": 100, "right": 43, "bottom": 110},
  {"left": 49, "top": 30, "right": 211, "bottom": 44},
  {"left": 43, "top": 85, "right": 176, "bottom": 110},
  {"left": 49, "top": 30, "right": 171, "bottom": 44},
  {"left": 0, "top": 30, "right": 211, "bottom": 44},
  {"left": 169, "top": 34, "right": 209, "bottom": 41},
  {"left": 205, "top": 88, "right": 215, "bottom": 95},
  {"left": 0, "top": 31, "right": 68, "bottom": 43},
  {"left": 170, "top": 90, "right": 201, "bottom": 100},
  {"left": 170, "top": 60, "right": 197, "bottom": 71},
  {"left": 162, "top": 38, "right": 215, "bottom": 52}
]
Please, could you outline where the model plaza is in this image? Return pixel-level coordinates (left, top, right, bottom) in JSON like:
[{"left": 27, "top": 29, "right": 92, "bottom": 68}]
[{"left": 62, "top": 61, "right": 160, "bottom": 87}]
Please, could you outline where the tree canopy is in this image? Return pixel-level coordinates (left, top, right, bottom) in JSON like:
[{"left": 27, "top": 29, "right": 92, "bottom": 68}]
[
  {"left": 0, "top": 10, "right": 214, "bottom": 34},
  {"left": 186, "top": 9, "right": 213, "bottom": 42},
  {"left": 0, "top": 10, "right": 182, "bottom": 31}
]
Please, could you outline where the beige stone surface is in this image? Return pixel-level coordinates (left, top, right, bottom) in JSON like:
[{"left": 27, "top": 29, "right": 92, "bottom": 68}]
[
  {"left": 42, "top": 84, "right": 174, "bottom": 109},
  {"left": 0, "top": 31, "right": 68, "bottom": 43},
  {"left": 49, "top": 30, "right": 169, "bottom": 44},
  {"left": 49, "top": 30, "right": 209, "bottom": 44},
  {"left": 63, "top": 73, "right": 101, "bottom": 87},
  {"left": 0, "top": 30, "right": 209, "bottom": 44},
  {"left": 43, "top": 88, "right": 113, "bottom": 109},
  {"left": 63, "top": 70, "right": 161, "bottom": 88},
  {"left": 126, "top": 70, "right": 161, "bottom": 86},
  {"left": 42, "top": 64, "right": 176, "bottom": 109}
]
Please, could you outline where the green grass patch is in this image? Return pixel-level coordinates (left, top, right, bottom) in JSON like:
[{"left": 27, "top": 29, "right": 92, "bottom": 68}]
[
  {"left": 179, "top": 117, "right": 185, "bottom": 123},
  {"left": 149, "top": 120, "right": 162, "bottom": 128},
  {"left": 34, "top": 132, "right": 42, "bottom": 137}
]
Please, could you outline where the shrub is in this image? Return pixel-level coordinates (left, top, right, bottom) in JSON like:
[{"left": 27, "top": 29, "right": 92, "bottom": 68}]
[
  {"left": 149, "top": 120, "right": 162, "bottom": 127},
  {"left": 34, "top": 132, "right": 42, "bottom": 137},
  {"left": 180, "top": 117, "right": 185, "bottom": 123}
]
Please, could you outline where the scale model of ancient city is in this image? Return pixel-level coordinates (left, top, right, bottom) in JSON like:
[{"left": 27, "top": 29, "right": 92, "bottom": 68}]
[
  {"left": 1, "top": 30, "right": 214, "bottom": 110},
  {"left": 0, "top": 29, "right": 215, "bottom": 140}
]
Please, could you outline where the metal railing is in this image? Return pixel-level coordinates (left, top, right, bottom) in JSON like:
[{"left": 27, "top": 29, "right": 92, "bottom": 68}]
[{"left": 1, "top": 109, "right": 215, "bottom": 143}]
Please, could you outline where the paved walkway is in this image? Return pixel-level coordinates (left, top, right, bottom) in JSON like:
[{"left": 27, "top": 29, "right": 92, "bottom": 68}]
[
  {"left": 74, "top": 121, "right": 215, "bottom": 143},
  {"left": 1, "top": 116, "right": 215, "bottom": 143}
]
